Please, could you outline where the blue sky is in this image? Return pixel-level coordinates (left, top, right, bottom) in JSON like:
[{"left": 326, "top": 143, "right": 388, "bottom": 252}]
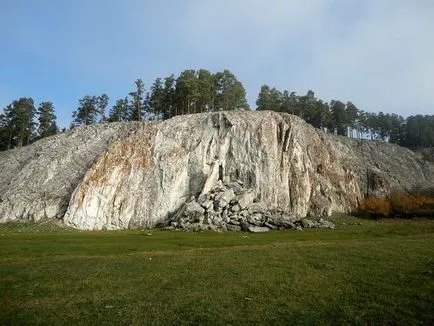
[{"left": 1, "top": 0, "right": 433, "bottom": 127}]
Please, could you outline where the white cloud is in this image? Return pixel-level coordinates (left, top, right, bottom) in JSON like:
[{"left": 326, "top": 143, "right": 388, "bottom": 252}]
[
  {"left": 1, "top": 0, "right": 433, "bottom": 118},
  {"left": 305, "top": 1, "right": 434, "bottom": 114},
  {"left": 179, "top": 0, "right": 434, "bottom": 115},
  {"left": 181, "top": 0, "right": 331, "bottom": 59}
]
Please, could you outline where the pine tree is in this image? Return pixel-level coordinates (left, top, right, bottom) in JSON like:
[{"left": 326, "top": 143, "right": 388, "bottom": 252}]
[
  {"left": 175, "top": 70, "right": 199, "bottom": 115},
  {"left": 72, "top": 96, "right": 98, "bottom": 126},
  {"left": 128, "top": 79, "right": 146, "bottom": 121},
  {"left": 149, "top": 78, "right": 165, "bottom": 120},
  {"left": 97, "top": 94, "right": 109, "bottom": 122},
  {"left": 197, "top": 69, "right": 214, "bottom": 112},
  {"left": 256, "top": 85, "right": 272, "bottom": 111},
  {"left": 108, "top": 97, "right": 129, "bottom": 122},
  {"left": 214, "top": 70, "right": 249, "bottom": 111},
  {"left": 330, "top": 100, "right": 347, "bottom": 136},
  {"left": 37, "top": 101, "right": 57, "bottom": 138},
  {"left": 162, "top": 75, "right": 176, "bottom": 119},
  {"left": 0, "top": 109, "right": 11, "bottom": 150}
]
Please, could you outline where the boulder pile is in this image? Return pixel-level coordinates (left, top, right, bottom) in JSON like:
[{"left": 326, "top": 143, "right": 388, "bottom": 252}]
[{"left": 165, "top": 180, "right": 335, "bottom": 232}]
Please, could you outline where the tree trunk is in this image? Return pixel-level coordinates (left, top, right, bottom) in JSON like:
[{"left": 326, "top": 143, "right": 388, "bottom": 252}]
[
  {"left": 7, "top": 130, "right": 12, "bottom": 150},
  {"left": 137, "top": 103, "right": 141, "bottom": 122}
]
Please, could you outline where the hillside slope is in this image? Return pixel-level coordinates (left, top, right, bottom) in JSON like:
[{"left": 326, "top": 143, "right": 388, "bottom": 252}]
[{"left": 0, "top": 111, "right": 432, "bottom": 229}]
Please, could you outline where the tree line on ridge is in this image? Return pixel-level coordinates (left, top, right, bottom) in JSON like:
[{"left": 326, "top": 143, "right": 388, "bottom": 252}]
[{"left": 1, "top": 68, "right": 433, "bottom": 151}]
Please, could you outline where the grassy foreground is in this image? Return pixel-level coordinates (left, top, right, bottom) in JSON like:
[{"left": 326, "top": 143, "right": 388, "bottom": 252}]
[{"left": 0, "top": 216, "right": 433, "bottom": 325}]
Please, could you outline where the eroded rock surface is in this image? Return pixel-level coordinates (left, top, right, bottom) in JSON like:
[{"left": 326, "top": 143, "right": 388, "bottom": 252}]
[
  {"left": 0, "top": 122, "right": 139, "bottom": 222},
  {"left": 0, "top": 111, "right": 433, "bottom": 229}
]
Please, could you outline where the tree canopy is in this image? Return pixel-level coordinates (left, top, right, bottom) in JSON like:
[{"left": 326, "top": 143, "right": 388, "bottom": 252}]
[
  {"left": 72, "top": 94, "right": 109, "bottom": 127},
  {"left": 0, "top": 98, "right": 37, "bottom": 150},
  {"left": 255, "top": 84, "right": 434, "bottom": 148},
  {"left": 1, "top": 70, "right": 433, "bottom": 151}
]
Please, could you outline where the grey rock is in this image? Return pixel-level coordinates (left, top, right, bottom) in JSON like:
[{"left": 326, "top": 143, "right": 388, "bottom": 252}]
[
  {"left": 247, "top": 213, "right": 263, "bottom": 226},
  {"left": 215, "top": 189, "right": 235, "bottom": 210},
  {"left": 0, "top": 122, "right": 139, "bottom": 225},
  {"left": 200, "top": 161, "right": 221, "bottom": 196},
  {"left": 247, "top": 202, "right": 269, "bottom": 214},
  {"left": 264, "top": 221, "right": 278, "bottom": 230},
  {"left": 319, "top": 219, "right": 335, "bottom": 229},
  {"left": 225, "top": 182, "right": 244, "bottom": 195},
  {"left": 250, "top": 213, "right": 262, "bottom": 221},
  {"left": 184, "top": 202, "right": 205, "bottom": 222},
  {"left": 239, "top": 210, "right": 248, "bottom": 217},
  {"left": 213, "top": 180, "right": 226, "bottom": 192},
  {"left": 301, "top": 219, "right": 315, "bottom": 228},
  {"left": 280, "top": 214, "right": 298, "bottom": 223},
  {"left": 248, "top": 226, "right": 270, "bottom": 233},
  {"left": 213, "top": 216, "right": 223, "bottom": 224},
  {"left": 231, "top": 204, "right": 241, "bottom": 212},
  {"left": 226, "top": 224, "right": 242, "bottom": 232},
  {"left": 270, "top": 217, "right": 296, "bottom": 228},
  {"left": 1, "top": 111, "right": 433, "bottom": 229},
  {"left": 237, "top": 190, "right": 256, "bottom": 209},
  {"left": 240, "top": 221, "right": 251, "bottom": 231},
  {"left": 197, "top": 194, "right": 207, "bottom": 205},
  {"left": 201, "top": 200, "right": 214, "bottom": 211},
  {"left": 207, "top": 224, "right": 219, "bottom": 231}
]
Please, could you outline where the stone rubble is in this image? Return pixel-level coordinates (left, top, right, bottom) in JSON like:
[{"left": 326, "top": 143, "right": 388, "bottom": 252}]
[{"left": 164, "top": 180, "right": 335, "bottom": 232}]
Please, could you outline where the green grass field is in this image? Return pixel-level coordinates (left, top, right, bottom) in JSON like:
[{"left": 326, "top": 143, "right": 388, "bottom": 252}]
[{"left": 0, "top": 215, "right": 433, "bottom": 325}]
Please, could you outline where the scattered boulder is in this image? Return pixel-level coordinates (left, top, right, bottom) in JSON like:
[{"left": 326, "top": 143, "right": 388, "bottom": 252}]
[
  {"left": 302, "top": 219, "right": 314, "bottom": 228},
  {"left": 318, "top": 218, "right": 335, "bottom": 229},
  {"left": 215, "top": 189, "right": 235, "bottom": 210},
  {"left": 226, "top": 224, "right": 242, "bottom": 232},
  {"left": 247, "top": 226, "right": 270, "bottom": 233},
  {"left": 184, "top": 202, "right": 205, "bottom": 223},
  {"left": 238, "top": 190, "right": 256, "bottom": 209}
]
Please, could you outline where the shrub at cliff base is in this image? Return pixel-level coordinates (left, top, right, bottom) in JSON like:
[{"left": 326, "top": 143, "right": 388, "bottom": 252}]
[{"left": 360, "top": 192, "right": 434, "bottom": 218}]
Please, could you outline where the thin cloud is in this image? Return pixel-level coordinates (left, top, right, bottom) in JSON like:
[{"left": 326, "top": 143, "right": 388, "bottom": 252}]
[
  {"left": 181, "top": 0, "right": 434, "bottom": 114},
  {"left": 304, "top": 1, "right": 434, "bottom": 114},
  {"left": 0, "top": 0, "right": 432, "bottom": 125}
]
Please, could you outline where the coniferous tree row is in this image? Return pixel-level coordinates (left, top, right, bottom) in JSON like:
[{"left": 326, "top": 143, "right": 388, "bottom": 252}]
[
  {"left": 256, "top": 85, "right": 434, "bottom": 148},
  {"left": 106, "top": 69, "right": 249, "bottom": 123},
  {"left": 1, "top": 70, "right": 433, "bottom": 151}
]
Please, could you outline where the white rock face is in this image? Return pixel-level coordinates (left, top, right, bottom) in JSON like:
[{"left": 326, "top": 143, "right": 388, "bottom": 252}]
[
  {"left": 0, "top": 122, "right": 139, "bottom": 222},
  {"left": 63, "top": 111, "right": 433, "bottom": 229},
  {"left": 0, "top": 111, "right": 433, "bottom": 229}
]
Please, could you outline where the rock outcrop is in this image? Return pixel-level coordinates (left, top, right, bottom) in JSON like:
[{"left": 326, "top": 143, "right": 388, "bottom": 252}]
[
  {"left": 0, "top": 111, "right": 433, "bottom": 229},
  {"left": 0, "top": 122, "right": 139, "bottom": 222},
  {"left": 166, "top": 179, "right": 335, "bottom": 232}
]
